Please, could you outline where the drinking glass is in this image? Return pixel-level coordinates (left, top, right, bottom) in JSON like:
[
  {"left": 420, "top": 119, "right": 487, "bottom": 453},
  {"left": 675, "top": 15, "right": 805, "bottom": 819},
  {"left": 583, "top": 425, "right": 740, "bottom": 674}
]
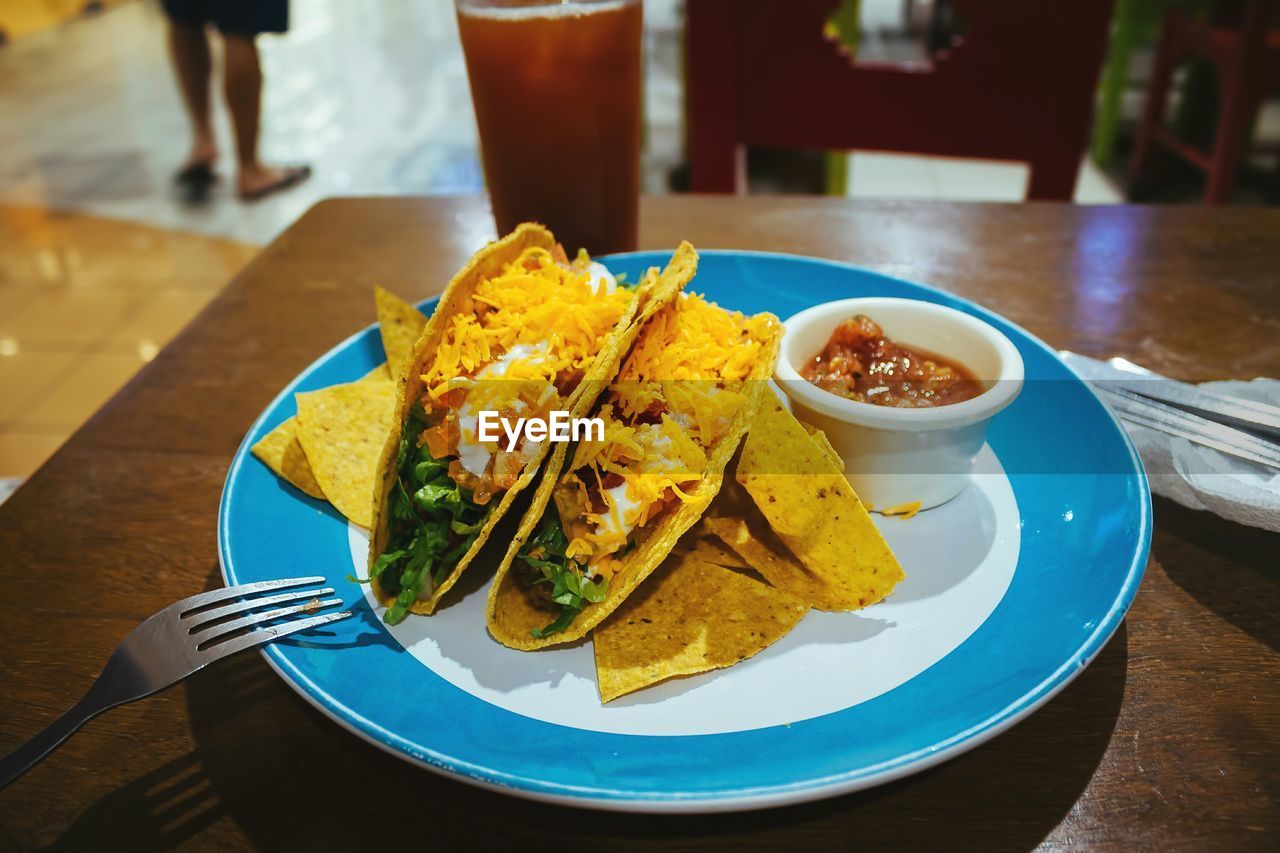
[{"left": 456, "top": 0, "right": 643, "bottom": 255}]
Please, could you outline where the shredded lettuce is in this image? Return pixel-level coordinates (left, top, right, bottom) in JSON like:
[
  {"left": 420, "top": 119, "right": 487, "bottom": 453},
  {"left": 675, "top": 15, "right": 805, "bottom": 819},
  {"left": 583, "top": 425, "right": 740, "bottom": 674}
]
[
  {"left": 519, "top": 515, "right": 607, "bottom": 638},
  {"left": 372, "top": 415, "right": 487, "bottom": 625}
]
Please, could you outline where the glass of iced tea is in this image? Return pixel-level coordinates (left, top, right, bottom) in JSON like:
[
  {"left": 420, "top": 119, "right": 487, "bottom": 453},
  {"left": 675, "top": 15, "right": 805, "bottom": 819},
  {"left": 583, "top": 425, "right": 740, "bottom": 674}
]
[{"left": 456, "top": 0, "right": 643, "bottom": 255}]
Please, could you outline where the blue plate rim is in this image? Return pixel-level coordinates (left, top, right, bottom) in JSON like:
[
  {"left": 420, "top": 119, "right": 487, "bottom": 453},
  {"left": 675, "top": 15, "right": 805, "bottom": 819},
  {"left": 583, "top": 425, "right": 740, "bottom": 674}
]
[{"left": 218, "top": 248, "right": 1151, "bottom": 812}]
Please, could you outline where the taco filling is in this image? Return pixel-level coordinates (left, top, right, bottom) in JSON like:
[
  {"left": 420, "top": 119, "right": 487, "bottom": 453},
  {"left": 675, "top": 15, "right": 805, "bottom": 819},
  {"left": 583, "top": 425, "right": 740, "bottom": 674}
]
[
  {"left": 514, "top": 292, "right": 776, "bottom": 637},
  {"left": 372, "top": 245, "right": 636, "bottom": 624}
]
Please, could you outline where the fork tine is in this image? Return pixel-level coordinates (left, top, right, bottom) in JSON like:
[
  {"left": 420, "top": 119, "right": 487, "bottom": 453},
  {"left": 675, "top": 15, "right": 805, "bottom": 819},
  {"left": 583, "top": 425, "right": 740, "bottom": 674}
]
[
  {"left": 174, "top": 576, "right": 327, "bottom": 617},
  {"left": 198, "top": 610, "right": 353, "bottom": 662},
  {"left": 185, "top": 588, "right": 336, "bottom": 633},
  {"left": 197, "top": 599, "right": 344, "bottom": 648}
]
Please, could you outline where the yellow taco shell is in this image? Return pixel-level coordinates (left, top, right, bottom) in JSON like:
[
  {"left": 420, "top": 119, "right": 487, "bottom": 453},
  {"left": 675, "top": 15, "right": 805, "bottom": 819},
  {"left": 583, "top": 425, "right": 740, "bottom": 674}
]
[
  {"left": 368, "top": 227, "right": 692, "bottom": 615},
  {"left": 486, "top": 294, "right": 781, "bottom": 650},
  {"left": 593, "top": 551, "right": 807, "bottom": 702}
]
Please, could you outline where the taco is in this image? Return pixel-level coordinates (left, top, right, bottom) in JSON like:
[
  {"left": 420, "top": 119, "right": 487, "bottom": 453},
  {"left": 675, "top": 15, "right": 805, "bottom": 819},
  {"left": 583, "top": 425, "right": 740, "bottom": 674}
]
[
  {"left": 486, "top": 290, "right": 782, "bottom": 649},
  {"left": 367, "top": 224, "right": 697, "bottom": 624}
]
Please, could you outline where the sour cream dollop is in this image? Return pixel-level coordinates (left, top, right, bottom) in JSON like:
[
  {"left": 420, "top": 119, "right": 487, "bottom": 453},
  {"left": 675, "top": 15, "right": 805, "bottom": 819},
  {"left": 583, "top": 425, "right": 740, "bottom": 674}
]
[
  {"left": 586, "top": 262, "right": 618, "bottom": 296},
  {"left": 594, "top": 481, "right": 645, "bottom": 545},
  {"left": 456, "top": 342, "right": 548, "bottom": 477}
]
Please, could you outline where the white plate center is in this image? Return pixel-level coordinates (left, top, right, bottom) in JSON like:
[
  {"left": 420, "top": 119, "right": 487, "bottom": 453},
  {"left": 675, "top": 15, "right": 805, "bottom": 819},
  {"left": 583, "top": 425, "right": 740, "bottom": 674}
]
[{"left": 352, "top": 447, "right": 1019, "bottom": 736}]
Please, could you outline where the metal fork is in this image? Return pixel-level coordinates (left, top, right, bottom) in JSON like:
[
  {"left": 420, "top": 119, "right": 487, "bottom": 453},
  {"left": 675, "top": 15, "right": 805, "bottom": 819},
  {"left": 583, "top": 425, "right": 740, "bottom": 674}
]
[{"left": 0, "top": 576, "right": 351, "bottom": 789}]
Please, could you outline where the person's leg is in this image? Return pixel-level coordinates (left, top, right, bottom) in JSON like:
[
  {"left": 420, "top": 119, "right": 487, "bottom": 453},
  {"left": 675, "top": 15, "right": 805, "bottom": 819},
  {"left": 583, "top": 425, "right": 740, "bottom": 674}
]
[
  {"left": 221, "top": 35, "right": 267, "bottom": 189},
  {"left": 167, "top": 21, "right": 218, "bottom": 170},
  {"left": 222, "top": 34, "right": 308, "bottom": 198}
]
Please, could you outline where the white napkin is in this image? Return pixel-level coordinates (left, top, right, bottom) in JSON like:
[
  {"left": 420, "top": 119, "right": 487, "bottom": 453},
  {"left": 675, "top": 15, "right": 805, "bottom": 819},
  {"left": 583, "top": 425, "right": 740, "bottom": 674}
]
[{"left": 1122, "top": 379, "right": 1280, "bottom": 533}]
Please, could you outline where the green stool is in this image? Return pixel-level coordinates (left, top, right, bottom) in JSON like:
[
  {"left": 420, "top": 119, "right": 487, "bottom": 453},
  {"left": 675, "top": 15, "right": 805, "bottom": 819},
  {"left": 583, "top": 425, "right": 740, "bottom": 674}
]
[
  {"left": 823, "top": 0, "right": 860, "bottom": 195},
  {"left": 1091, "top": 0, "right": 1213, "bottom": 167}
]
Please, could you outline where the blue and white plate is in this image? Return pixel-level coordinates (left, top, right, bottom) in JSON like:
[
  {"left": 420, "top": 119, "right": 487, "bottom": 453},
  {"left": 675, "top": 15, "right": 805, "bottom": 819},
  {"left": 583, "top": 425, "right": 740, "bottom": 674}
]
[{"left": 219, "top": 251, "right": 1150, "bottom": 812}]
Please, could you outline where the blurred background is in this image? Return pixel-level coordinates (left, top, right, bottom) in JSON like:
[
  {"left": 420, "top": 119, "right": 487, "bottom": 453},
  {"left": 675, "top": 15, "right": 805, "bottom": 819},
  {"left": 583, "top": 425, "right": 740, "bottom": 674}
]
[{"left": 1, "top": 0, "right": 1278, "bottom": 489}]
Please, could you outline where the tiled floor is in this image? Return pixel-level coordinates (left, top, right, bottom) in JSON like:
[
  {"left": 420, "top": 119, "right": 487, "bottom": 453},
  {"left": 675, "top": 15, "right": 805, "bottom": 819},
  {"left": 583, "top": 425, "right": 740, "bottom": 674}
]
[
  {"left": 0, "top": 205, "right": 256, "bottom": 479},
  {"left": 0, "top": 0, "right": 687, "bottom": 246}
]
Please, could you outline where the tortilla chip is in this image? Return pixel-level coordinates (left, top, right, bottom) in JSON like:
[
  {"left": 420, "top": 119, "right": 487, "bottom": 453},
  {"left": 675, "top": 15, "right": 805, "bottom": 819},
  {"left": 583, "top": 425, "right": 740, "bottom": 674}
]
[
  {"left": 801, "top": 421, "right": 844, "bottom": 472},
  {"left": 251, "top": 418, "right": 325, "bottom": 499},
  {"left": 295, "top": 379, "right": 397, "bottom": 528},
  {"left": 674, "top": 526, "right": 751, "bottom": 569},
  {"left": 703, "top": 458, "right": 758, "bottom": 520},
  {"left": 251, "top": 364, "right": 390, "bottom": 499},
  {"left": 374, "top": 286, "right": 428, "bottom": 381},
  {"left": 704, "top": 513, "right": 848, "bottom": 610},
  {"left": 594, "top": 553, "right": 807, "bottom": 702},
  {"left": 361, "top": 363, "right": 390, "bottom": 383},
  {"left": 736, "top": 396, "right": 904, "bottom": 610}
]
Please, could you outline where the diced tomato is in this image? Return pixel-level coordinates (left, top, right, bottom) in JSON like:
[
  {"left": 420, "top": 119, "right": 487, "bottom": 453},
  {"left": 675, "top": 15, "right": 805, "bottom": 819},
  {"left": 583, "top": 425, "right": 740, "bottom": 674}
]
[
  {"left": 422, "top": 423, "right": 454, "bottom": 460},
  {"left": 447, "top": 459, "right": 479, "bottom": 488},
  {"left": 437, "top": 388, "right": 467, "bottom": 409},
  {"left": 448, "top": 459, "right": 494, "bottom": 506},
  {"left": 491, "top": 451, "right": 523, "bottom": 491}
]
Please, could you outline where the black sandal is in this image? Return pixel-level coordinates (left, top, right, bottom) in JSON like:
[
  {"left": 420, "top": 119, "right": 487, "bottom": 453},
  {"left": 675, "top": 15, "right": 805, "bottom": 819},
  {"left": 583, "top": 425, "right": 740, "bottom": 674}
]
[{"left": 174, "top": 161, "right": 217, "bottom": 187}]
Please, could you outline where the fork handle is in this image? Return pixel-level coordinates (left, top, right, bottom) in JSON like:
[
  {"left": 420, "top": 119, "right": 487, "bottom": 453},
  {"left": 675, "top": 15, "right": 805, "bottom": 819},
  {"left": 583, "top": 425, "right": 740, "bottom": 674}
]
[{"left": 0, "top": 687, "right": 114, "bottom": 789}]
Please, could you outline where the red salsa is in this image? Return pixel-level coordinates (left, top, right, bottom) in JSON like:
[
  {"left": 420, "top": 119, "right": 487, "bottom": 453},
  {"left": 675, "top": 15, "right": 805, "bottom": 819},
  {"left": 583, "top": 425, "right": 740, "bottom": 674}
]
[{"left": 801, "top": 315, "right": 983, "bottom": 408}]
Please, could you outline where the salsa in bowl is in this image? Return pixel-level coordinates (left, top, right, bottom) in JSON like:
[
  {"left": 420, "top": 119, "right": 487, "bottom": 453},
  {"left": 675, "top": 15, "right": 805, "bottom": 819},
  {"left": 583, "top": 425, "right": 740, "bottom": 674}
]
[{"left": 776, "top": 297, "right": 1023, "bottom": 510}]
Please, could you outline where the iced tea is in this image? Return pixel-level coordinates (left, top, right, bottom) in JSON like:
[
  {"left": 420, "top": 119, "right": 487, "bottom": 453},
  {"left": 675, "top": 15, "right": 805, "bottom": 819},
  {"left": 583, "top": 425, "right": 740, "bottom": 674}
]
[{"left": 457, "top": 0, "right": 643, "bottom": 254}]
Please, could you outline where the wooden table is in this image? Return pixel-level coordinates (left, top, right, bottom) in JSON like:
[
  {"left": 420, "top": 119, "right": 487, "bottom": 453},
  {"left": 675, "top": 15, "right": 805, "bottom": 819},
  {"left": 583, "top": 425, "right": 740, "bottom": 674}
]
[{"left": 1, "top": 197, "right": 1276, "bottom": 850}]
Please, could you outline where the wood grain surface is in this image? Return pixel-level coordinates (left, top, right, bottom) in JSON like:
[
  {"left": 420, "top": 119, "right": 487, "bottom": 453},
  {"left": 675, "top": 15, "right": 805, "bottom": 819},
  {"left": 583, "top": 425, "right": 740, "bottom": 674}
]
[{"left": 0, "top": 197, "right": 1276, "bottom": 850}]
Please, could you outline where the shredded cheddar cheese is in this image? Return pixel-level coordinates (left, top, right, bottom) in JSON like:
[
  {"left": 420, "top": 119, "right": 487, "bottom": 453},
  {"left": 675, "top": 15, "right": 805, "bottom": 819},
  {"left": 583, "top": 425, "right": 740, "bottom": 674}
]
[
  {"left": 620, "top": 292, "right": 774, "bottom": 383},
  {"left": 566, "top": 536, "right": 594, "bottom": 561},
  {"left": 880, "top": 500, "right": 922, "bottom": 519},
  {"left": 420, "top": 247, "right": 634, "bottom": 404},
  {"left": 561, "top": 293, "right": 774, "bottom": 566}
]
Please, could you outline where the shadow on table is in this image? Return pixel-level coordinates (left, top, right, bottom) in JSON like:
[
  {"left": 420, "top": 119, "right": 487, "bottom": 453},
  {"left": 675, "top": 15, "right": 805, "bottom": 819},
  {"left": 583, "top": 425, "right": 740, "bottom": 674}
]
[
  {"left": 1152, "top": 496, "right": 1279, "bottom": 653},
  {"left": 44, "top": 625, "right": 1127, "bottom": 851},
  {"left": 36, "top": 751, "right": 226, "bottom": 852}
]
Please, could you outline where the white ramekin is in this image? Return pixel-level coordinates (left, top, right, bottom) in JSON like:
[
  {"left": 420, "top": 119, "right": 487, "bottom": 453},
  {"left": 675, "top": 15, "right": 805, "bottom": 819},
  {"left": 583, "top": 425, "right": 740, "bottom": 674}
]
[{"left": 775, "top": 297, "right": 1024, "bottom": 511}]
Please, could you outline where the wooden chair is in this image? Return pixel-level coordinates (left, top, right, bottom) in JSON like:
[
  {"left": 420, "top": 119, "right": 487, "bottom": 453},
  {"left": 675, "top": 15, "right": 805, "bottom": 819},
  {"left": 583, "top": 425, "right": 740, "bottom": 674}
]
[
  {"left": 1128, "top": 0, "right": 1280, "bottom": 203},
  {"left": 686, "top": 0, "right": 1116, "bottom": 200}
]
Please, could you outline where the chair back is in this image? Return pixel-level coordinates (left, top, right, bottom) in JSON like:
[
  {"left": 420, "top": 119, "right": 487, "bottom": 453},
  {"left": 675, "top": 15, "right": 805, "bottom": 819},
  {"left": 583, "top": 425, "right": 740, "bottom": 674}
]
[{"left": 687, "top": 0, "right": 1116, "bottom": 199}]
